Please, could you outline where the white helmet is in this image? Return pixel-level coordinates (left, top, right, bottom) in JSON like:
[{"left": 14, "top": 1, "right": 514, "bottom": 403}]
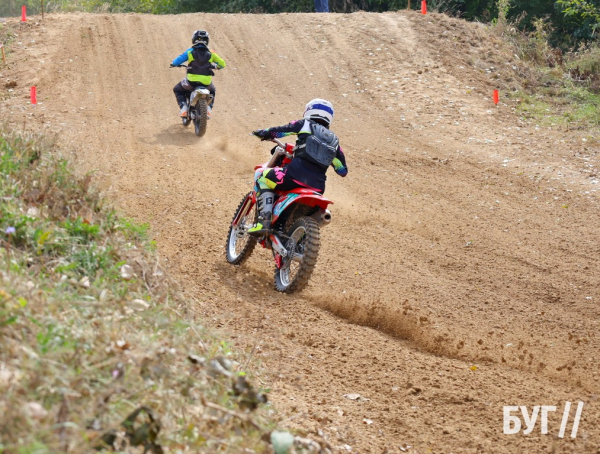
[{"left": 303, "top": 98, "right": 334, "bottom": 126}]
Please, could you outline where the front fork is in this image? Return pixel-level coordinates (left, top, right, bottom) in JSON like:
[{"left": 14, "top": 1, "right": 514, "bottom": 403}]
[
  {"left": 273, "top": 252, "right": 283, "bottom": 269},
  {"left": 232, "top": 193, "right": 257, "bottom": 226}
]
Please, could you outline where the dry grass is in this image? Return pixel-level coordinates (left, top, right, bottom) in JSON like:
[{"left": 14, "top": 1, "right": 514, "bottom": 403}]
[{"left": 0, "top": 130, "right": 327, "bottom": 453}]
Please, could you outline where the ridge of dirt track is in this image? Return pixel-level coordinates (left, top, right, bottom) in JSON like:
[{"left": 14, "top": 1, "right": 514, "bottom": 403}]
[{"left": 2, "top": 11, "right": 599, "bottom": 453}]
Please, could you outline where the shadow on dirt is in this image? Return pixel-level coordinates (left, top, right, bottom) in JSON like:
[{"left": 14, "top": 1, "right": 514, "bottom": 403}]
[
  {"left": 139, "top": 123, "right": 203, "bottom": 148},
  {"left": 213, "top": 260, "right": 282, "bottom": 301}
]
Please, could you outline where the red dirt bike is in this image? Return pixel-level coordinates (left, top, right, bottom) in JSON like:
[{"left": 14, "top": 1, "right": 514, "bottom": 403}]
[{"left": 225, "top": 138, "right": 333, "bottom": 293}]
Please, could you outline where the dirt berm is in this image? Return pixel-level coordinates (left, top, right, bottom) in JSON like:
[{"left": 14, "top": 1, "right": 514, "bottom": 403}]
[{"left": 2, "top": 10, "right": 599, "bottom": 453}]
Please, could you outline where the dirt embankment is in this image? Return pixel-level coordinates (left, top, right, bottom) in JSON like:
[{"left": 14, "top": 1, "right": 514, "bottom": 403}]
[{"left": 2, "top": 11, "right": 599, "bottom": 453}]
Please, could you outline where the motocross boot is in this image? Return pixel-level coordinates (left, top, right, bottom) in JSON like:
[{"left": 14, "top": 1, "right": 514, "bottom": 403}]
[
  {"left": 248, "top": 190, "right": 275, "bottom": 237},
  {"left": 179, "top": 104, "right": 188, "bottom": 117}
]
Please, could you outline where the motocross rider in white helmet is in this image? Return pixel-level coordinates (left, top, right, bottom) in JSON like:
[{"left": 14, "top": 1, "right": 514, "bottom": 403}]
[{"left": 249, "top": 99, "right": 348, "bottom": 236}]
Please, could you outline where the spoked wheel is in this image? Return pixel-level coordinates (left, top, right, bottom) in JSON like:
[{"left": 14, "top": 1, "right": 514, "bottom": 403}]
[
  {"left": 274, "top": 216, "right": 320, "bottom": 293},
  {"left": 194, "top": 99, "right": 208, "bottom": 137},
  {"left": 226, "top": 192, "right": 258, "bottom": 265}
]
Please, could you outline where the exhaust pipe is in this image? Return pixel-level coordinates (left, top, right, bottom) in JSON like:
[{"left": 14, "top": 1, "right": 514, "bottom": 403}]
[{"left": 312, "top": 209, "right": 332, "bottom": 226}]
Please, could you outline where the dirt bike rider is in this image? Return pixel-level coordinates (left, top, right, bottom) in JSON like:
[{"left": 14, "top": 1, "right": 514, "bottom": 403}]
[
  {"left": 170, "top": 30, "right": 226, "bottom": 118},
  {"left": 249, "top": 98, "right": 348, "bottom": 236}
]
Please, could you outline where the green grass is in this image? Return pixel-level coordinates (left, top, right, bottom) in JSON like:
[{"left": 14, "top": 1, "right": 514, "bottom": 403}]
[
  {"left": 0, "top": 130, "right": 309, "bottom": 453},
  {"left": 512, "top": 92, "right": 555, "bottom": 123},
  {"left": 511, "top": 85, "right": 600, "bottom": 128},
  {"left": 561, "top": 86, "right": 600, "bottom": 126}
]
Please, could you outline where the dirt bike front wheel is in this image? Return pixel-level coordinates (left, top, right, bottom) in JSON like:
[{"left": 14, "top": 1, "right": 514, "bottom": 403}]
[
  {"left": 194, "top": 99, "right": 208, "bottom": 137},
  {"left": 274, "top": 216, "right": 320, "bottom": 293},
  {"left": 226, "top": 192, "right": 258, "bottom": 265}
]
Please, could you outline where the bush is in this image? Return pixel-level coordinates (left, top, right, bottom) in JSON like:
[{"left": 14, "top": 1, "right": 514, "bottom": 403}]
[{"left": 566, "top": 42, "right": 600, "bottom": 91}]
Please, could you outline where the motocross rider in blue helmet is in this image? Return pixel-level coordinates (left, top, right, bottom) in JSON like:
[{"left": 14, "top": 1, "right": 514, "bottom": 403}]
[
  {"left": 249, "top": 99, "right": 349, "bottom": 236},
  {"left": 170, "top": 30, "right": 226, "bottom": 118}
]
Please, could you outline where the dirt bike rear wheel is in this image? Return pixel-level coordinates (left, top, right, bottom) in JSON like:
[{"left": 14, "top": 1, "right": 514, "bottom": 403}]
[
  {"left": 274, "top": 216, "right": 320, "bottom": 293},
  {"left": 194, "top": 99, "right": 208, "bottom": 137},
  {"left": 226, "top": 192, "right": 258, "bottom": 265}
]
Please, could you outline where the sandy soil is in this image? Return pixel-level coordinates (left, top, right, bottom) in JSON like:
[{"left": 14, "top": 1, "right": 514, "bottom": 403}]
[{"left": 1, "top": 11, "right": 599, "bottom": 453}]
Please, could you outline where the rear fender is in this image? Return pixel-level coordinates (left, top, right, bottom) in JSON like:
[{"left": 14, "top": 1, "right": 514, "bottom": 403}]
[
  {"left": 190, "top": 88, "right": 211, "bottom": 106},
  {"left": 272, "top": 191, "right": 333, "bottom": 225},
  {"left": 232, "top": 193, "right": 256, "bottom": 226}
]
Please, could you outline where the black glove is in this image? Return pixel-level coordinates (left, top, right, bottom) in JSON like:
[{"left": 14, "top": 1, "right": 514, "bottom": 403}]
[{"left": 252, "top": 129, "right": 271, "bottom": 140}]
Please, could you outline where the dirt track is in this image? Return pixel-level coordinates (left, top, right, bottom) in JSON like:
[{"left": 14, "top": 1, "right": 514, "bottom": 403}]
[{"left": 2, "top": 11, "right": 599, "bottom": 453}]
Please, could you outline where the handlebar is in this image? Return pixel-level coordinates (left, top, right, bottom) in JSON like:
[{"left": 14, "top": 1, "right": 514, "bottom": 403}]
[
  {"left": 248, "top": 133, "right": 293, "bottom": 167},
  {"left": 249, "top": 132, "right": 284, "bottom": 147},
  {"left": 270, "top": 138, "right": 286, "bottom": 148},
  {"left": 170, "top": 64, "right": 221, "bottom": 70},
  {"left": 250, "top": 134, "right": 289, "bottom": 152},
  {"left": 265, "top": 139, "right": 293, "bottom": 168}
]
